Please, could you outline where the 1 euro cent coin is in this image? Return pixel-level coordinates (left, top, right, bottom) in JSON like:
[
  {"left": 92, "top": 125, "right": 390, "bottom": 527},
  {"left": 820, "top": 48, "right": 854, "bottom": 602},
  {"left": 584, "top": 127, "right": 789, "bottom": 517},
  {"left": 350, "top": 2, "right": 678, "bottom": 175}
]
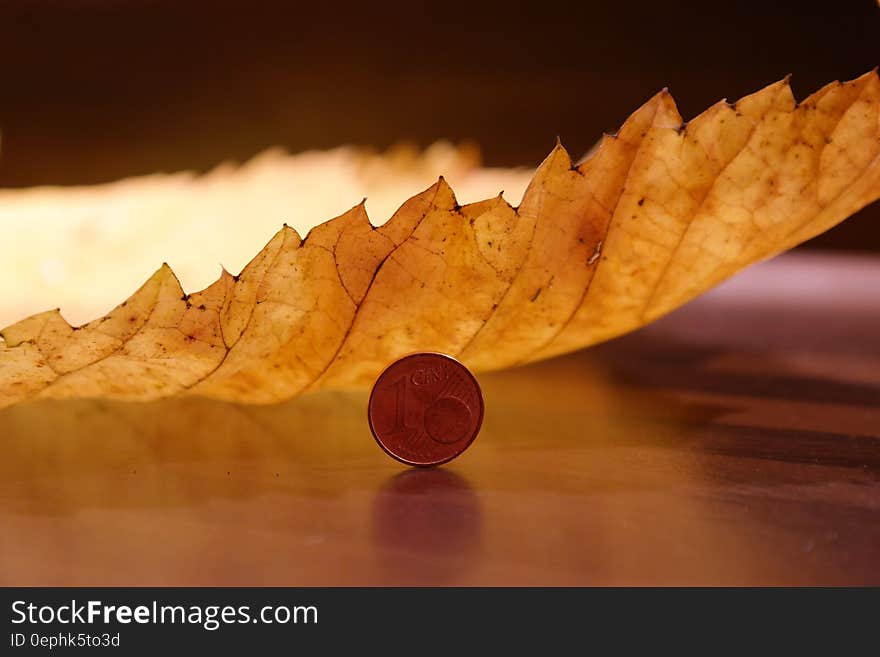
[{"left": 368, "top": 352, "right": 484, "bottom": 467}]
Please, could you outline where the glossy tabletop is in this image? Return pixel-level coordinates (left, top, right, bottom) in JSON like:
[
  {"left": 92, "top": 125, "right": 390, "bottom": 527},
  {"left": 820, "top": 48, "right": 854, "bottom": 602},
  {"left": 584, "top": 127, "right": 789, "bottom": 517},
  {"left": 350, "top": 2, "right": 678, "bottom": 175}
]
[{"left": 1, "top": 252, "right": 878, "bottom": 585}]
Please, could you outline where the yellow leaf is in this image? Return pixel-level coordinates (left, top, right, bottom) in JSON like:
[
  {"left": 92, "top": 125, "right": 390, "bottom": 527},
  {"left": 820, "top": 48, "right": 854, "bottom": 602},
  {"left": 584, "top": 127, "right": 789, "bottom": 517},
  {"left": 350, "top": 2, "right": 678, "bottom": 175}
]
[{"left": 2, "top": 72, "right": 879, "bottom": 408}]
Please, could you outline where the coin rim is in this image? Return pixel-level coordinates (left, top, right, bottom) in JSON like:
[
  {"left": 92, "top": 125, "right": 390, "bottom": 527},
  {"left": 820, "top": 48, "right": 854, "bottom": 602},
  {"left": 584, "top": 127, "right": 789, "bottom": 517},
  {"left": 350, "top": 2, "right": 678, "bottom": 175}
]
[{"left": 367, "top": 352, "right": 484, "bottom": 467}]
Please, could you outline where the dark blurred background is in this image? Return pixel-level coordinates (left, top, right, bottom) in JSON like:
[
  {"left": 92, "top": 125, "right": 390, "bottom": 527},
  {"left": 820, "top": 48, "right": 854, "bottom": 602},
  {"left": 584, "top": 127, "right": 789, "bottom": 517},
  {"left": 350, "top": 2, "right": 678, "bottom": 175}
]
[{"left": 1, "top": 0, "right": 878, "bottom": 250}]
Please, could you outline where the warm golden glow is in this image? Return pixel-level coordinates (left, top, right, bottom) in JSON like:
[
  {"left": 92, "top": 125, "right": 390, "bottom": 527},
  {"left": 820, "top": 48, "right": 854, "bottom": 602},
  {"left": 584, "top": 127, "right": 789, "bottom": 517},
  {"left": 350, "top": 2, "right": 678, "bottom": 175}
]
[{"left": 0, "top": 143, "right": 532, "bottom": 328}]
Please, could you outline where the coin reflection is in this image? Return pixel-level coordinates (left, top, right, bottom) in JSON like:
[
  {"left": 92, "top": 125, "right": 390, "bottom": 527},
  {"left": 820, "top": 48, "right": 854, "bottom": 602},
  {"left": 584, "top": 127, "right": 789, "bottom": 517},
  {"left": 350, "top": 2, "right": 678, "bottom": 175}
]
[{"left": 371, "top": 468, "right": 482, "bottom": 584}]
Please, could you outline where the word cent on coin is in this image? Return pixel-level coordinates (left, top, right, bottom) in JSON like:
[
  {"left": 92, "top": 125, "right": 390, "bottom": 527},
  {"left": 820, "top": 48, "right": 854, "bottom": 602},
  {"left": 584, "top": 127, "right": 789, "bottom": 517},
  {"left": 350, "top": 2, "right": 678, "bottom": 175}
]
[{"left": 367, "top": 353, "right": 484, "bottom": 467}]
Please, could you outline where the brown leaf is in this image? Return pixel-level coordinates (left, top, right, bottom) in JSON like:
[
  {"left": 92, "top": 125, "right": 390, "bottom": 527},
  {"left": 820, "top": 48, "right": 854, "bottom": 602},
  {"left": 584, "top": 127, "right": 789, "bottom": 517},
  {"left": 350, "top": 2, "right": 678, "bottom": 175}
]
[{"left": 2, "top": 72, "right": 879, "bottom": 407}]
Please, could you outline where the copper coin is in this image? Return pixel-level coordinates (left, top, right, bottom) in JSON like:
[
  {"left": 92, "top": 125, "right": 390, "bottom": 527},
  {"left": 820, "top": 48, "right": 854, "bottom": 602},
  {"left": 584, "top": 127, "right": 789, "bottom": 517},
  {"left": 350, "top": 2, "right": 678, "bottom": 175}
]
[{"left": 368, "top": 352, "right": 484, "bottom": 467}]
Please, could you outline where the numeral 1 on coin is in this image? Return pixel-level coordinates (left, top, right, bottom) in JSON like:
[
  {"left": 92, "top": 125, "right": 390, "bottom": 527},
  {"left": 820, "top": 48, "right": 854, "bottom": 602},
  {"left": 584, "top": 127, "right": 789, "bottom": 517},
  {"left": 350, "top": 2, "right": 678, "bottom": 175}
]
[{"left": 385, "top": 376, "right": 412, "bottom": 434}]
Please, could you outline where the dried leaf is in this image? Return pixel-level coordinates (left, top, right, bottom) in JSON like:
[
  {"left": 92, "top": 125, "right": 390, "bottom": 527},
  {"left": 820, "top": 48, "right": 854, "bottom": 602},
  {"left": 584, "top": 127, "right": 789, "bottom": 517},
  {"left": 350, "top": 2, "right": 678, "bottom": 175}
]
[{"left": 2, "top": 72, "right": 879, "bottom": 407}]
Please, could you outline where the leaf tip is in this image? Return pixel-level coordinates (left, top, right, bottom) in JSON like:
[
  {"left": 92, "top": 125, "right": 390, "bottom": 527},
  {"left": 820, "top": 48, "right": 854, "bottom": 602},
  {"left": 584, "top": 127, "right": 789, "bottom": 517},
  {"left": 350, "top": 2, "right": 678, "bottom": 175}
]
[
  {"left": 156, "top": 261, "right": 179, "bottom": 283},
  {"left": 432, "top": 175, "right": 460, "bottom": 210},
  {"left": 280, "top": 223, "right": 302, "bottom": 242},
  {"left": 219, "top": 265, "right": 236, "bottom": 282},
  {"left": 643, "top": 87, "right": 682, "bottom": 128},
  {"left": 854, "top": 66, "right": 880, "bottom": 86},
  {"left": 532, "top": 140, "right": 573, "bottom": 175}
]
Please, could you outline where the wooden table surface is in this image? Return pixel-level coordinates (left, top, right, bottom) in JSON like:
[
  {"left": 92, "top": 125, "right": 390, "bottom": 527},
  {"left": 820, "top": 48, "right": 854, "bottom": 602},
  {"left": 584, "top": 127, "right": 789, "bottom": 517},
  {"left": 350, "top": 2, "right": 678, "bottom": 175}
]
[{"left": 1, "top": 252, "right": 878, "bottom": 586}]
